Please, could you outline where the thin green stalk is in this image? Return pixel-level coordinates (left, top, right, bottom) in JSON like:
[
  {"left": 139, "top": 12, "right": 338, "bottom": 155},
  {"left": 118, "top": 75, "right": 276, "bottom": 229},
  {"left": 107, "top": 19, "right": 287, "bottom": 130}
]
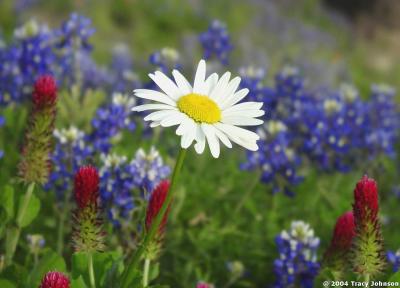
[
  {"left": 5, "top": 182, "right": 35, "bottom": 265},
  {"left": 56, "top": 190, "right": 70, "bottom": 254},
  {"left": 88, "top": 252, "right": 96, "bottom": 288},
  {"left": 234, "top": 170, "right": 261, "bottom": 214},
  {"left": 16, "top": 182, "right": 35, "bottom": 226},
  {"left": 121, "top": 148, "right": 187, "bottom": 287},
  {"left": 142, "top": 258, "right": 151, "bottom": 287},
  {"left": 364, "top": 274, "right": 370, "bottom": 284}
]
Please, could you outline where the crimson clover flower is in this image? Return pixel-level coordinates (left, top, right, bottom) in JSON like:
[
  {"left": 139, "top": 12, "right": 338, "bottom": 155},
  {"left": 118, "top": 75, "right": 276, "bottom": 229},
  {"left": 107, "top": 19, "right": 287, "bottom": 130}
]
[
  {"left": 39, "top": 271, "right": 70, "bottom": 288},
  {"left": 351, "top": 175, "right": 386, "bottom": 278},
  {"left": 18, "top": 75, "right": 57, "bottom": 184},
  {"left": 72, "top": 166, "right": 105, "bottom": 252}
]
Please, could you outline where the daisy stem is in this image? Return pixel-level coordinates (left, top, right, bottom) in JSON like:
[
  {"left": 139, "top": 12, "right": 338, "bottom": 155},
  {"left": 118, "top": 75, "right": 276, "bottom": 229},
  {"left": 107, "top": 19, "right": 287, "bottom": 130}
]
[
  {"left": 88, "top": 252, "right": 96, "bottom": 288},
  {"left": 121, "top": 148, "right": 187, "bottom": 288},
  {"left": 142, "top": 258, "right": 151, "bottom": 287}
]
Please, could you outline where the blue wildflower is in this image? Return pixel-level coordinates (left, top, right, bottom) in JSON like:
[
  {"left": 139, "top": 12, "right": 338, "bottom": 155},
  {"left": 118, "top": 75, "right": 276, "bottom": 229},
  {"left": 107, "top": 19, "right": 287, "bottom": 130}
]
[
  {"left": 99, "top": 147, "right": 170, "bottom": 228},
  {"left": 273, "top": 221, "right": 320, "bottom": 288},
  {"left": 241, "top": 121, "right": 302, "bottom": 196},
  {"left": 45, "top": 126, "right": 92, "bottom": 199},
  {"left": 99, "top": 153, "right": 136, "bottom": 228},
  {"left": 110, "top": 44, "right": 141, "bottom": 93},
  {"left": 90, "top": 93, "right": 136, "bottom": 154},
  {"left": 149, "top": 47, "right": 181, "bottom": 74},
  {"left": 366, "top": 84, "right": 399, "bottom": 159},
  {"left": 129, "top": 147, "right": 171, "bottom": 194},
  {"left": 199, "top": 20, "right": 233, "bottom": 65},
  {"left": 387, "top": 250, "right": 400, "bottom": 272}
]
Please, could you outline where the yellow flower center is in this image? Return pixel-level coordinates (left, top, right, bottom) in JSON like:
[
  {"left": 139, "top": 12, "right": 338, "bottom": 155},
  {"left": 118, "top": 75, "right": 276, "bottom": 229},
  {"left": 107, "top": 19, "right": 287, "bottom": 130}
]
[{"left": 177, "top": 93, "right": 221, "bottom": 123}]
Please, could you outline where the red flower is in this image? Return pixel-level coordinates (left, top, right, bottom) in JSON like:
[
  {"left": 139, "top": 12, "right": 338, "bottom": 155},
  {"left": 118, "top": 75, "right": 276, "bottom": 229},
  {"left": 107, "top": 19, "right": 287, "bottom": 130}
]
[
  {"left": 145, "top": 180, "right": 171, "bottom": 238},
  {"left": 353, "top": 175, "right": 379, "bottom": 224},
  {"left": 330, "top": 211, "right": 356, "bottom": 252},
  {"left": 351, "top": 175, "right": 385, "bottom": 277},
  {"left": 74, "top": 166, "right": 99, "bottom": 209},
  {"left": 33, "top": 75, "right": 57, "bottom": 109},
  {"left": 197, "top": 282, "right": 214, "bottom": 288},
  {"left": 39, "top": 271, "right": 70, "bottom": 288}
]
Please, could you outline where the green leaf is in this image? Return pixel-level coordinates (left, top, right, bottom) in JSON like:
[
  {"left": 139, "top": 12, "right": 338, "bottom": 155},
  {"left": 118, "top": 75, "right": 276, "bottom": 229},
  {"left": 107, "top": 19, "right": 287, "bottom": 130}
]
[
  {"left": 72, "top": 251, "right": 124, "bottom": 287},
  {"left": 28, "top": 249, "right": 67, "bottom": 287},
  {"left": 149, "top": 262, "right": 160, "bottom": 282},
  {"left": 0, "top": 185, "right": 14, "bottom": 221},
  {"left": 0, "top": 263, "right": 29, "bottom": 287},
  {"left": 389, "top": 271, "right": 400, "bottom": 281},
  {"left": 18, "top": 193, "right": 40, "bottom": 228},
  {"left": 0, "top": 279, "right": 16, "bottom": 288},
  {"left": 71, "top": 276, "right": 88, "bottom": 288}
]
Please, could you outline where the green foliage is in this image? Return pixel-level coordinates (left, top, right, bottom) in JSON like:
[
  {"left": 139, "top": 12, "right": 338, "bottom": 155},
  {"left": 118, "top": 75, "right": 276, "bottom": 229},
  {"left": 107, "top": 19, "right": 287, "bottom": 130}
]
[
  {"left": 0, "top": 185, "right": 15, "bottom": 236},
  {"left": 17, "top": 192, "right": 40, "bottom": 228},
  {"left": 72, "top": 251, "right": 124, "bottom": 287},
  {"left": 28, "top": 250, "right": 67, "bottom": 287}
]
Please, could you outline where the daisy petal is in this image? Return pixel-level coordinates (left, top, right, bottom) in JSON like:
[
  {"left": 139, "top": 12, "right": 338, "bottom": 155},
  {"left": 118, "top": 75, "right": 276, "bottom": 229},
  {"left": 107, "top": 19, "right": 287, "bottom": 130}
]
[
  {"left": 193, "top": 60, "right": 207, "bottom": 94},
  {"left": 223, "top": 102, "right": 263, "bottom": 113},
  {"left": 172, "top": 70, "right": 192, "bottom": 95},
  {"left": 213, "top": 125, "right": 232, "bottom": 148},
  {"left": 209, "top": 71, "right": 231, "bottom": 102},
  {"left": 204, "top": 73, "right": 219, "bottom": 95},
  {"left": 222, "top": 116, "right": 264, "bottom": 126},
  {"left": 160, "top": 112, "right": 187, "bottom": 127},
  {"left": 222, "top": 109, "right": 265, "bottom": 118},
  {"left": 215, "top": 123, "right": 260, "bottom": 140},
  {"left": 134, "top": 89, "right": 177, "bottom": 106},
  {"left": 150, "top": 122, "right": 161, "bottom": 128},
  {"left": 194, "top": 125, "right": 206, "bottom": 154},
  {"left": 144, "top": 110, "right": 178, "bottom": 122},
  {"left": 214, "top": 76, "right": 241, "bottom": 104},
  {"left": 176, "top": 117, "right": 192, "bottom": 136},
  {"left": 202, "top": 123, "right": 220, "bottom": 158},
  {"left": 220, "top": 88, "right": 249, "bottom": 110},
  {"left": 149, "top": 71, "right": 182, "bottom": 100},
  {"left": 132, "top": 104, "right": 177, "bottom": 112},
  {"left": 181, "top": 121, "right": 197, "bottom": 149}
]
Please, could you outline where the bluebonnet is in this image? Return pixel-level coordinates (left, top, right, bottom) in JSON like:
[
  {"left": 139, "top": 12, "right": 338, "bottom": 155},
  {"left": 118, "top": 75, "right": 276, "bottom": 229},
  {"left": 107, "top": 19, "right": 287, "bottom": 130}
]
[
  {"left": 241, "top": 121, "right": 302, "bottom": 196},
  {"left": 129, "top": 147, "right": 171, "bottom": 194},
  {"left": 0, "top": 20, "right": 55, "bottom": 104},
  {"left": 54, "top": 13, "right": 97, "bottom": 87},
  {"left": 299, "top": 95, "right": 354, "bottom": 172},
  {"left": 99, "top": 147, "right": 171, "bottom": 228},
  {"left": 55, "top": 13, "right": 95, "bottom": 52},
  {"left": 365, "top": 84, "right": 400, "bottom": 159},
  {"left": 387, "top": 250, "right": 400, "bottom": 272},
  {"left": 239, "top": 66, "right": 276, "bottom": 107},
  {"left": 90, "top": 93, "right": 136, "bottom": 154},
  {"left": 110, "top": 44, "right": 141, "bottom": 93},
  {"left": 273, "top": 221, "right": 320, "bottom": 288},
  {"left": 99, "top": 153, "right": 135, "bottom": 228},
  {"left": 199, "top": 20, "right": 233, "bottom": 65},
  {"left": 45, "top": 126, "right": 92, "bottom": 199},
  {"left": 149, "top": 47, "right": 181, "bottom": 74}
]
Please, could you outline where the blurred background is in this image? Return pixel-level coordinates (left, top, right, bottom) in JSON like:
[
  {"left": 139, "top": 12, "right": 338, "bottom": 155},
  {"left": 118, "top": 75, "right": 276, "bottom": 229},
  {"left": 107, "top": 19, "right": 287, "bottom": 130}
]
[{"left": 1, "top": 0, "right": 400, "bottom": 287}]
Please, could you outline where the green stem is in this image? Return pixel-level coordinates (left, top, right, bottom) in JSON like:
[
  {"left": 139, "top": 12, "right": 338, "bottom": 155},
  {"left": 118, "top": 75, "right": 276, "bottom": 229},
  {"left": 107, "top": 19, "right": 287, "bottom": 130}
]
[
  {"left": 121, "top": 148, "right": 187, "bottom": 287},
  {"left": 5, "top": 182, "right": 35, "bottom": 266},
  {"left": 142, "top": 258, "right": 151, "bottom": 287},
  {"left": 364, "top": 274, "right": 370, "bottom": 283},
  {"left": 88, "top": 252, "right": 96, "bottom": 288},
  {"left": 57, "top": 190, "right": 70, "bottom": 254},
  {"left": 16, "top": 182, "right": 35, "bottom": 226},
  {"left": 234, "top": 170, "right": 261, "bottom": 214}
]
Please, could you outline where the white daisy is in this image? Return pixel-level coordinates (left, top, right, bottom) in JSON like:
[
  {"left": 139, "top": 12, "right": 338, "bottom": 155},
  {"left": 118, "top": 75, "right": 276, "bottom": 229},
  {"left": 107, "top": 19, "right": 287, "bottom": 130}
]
[{"left": 132, "top": 59, "right": 264, "bottom": 158}]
